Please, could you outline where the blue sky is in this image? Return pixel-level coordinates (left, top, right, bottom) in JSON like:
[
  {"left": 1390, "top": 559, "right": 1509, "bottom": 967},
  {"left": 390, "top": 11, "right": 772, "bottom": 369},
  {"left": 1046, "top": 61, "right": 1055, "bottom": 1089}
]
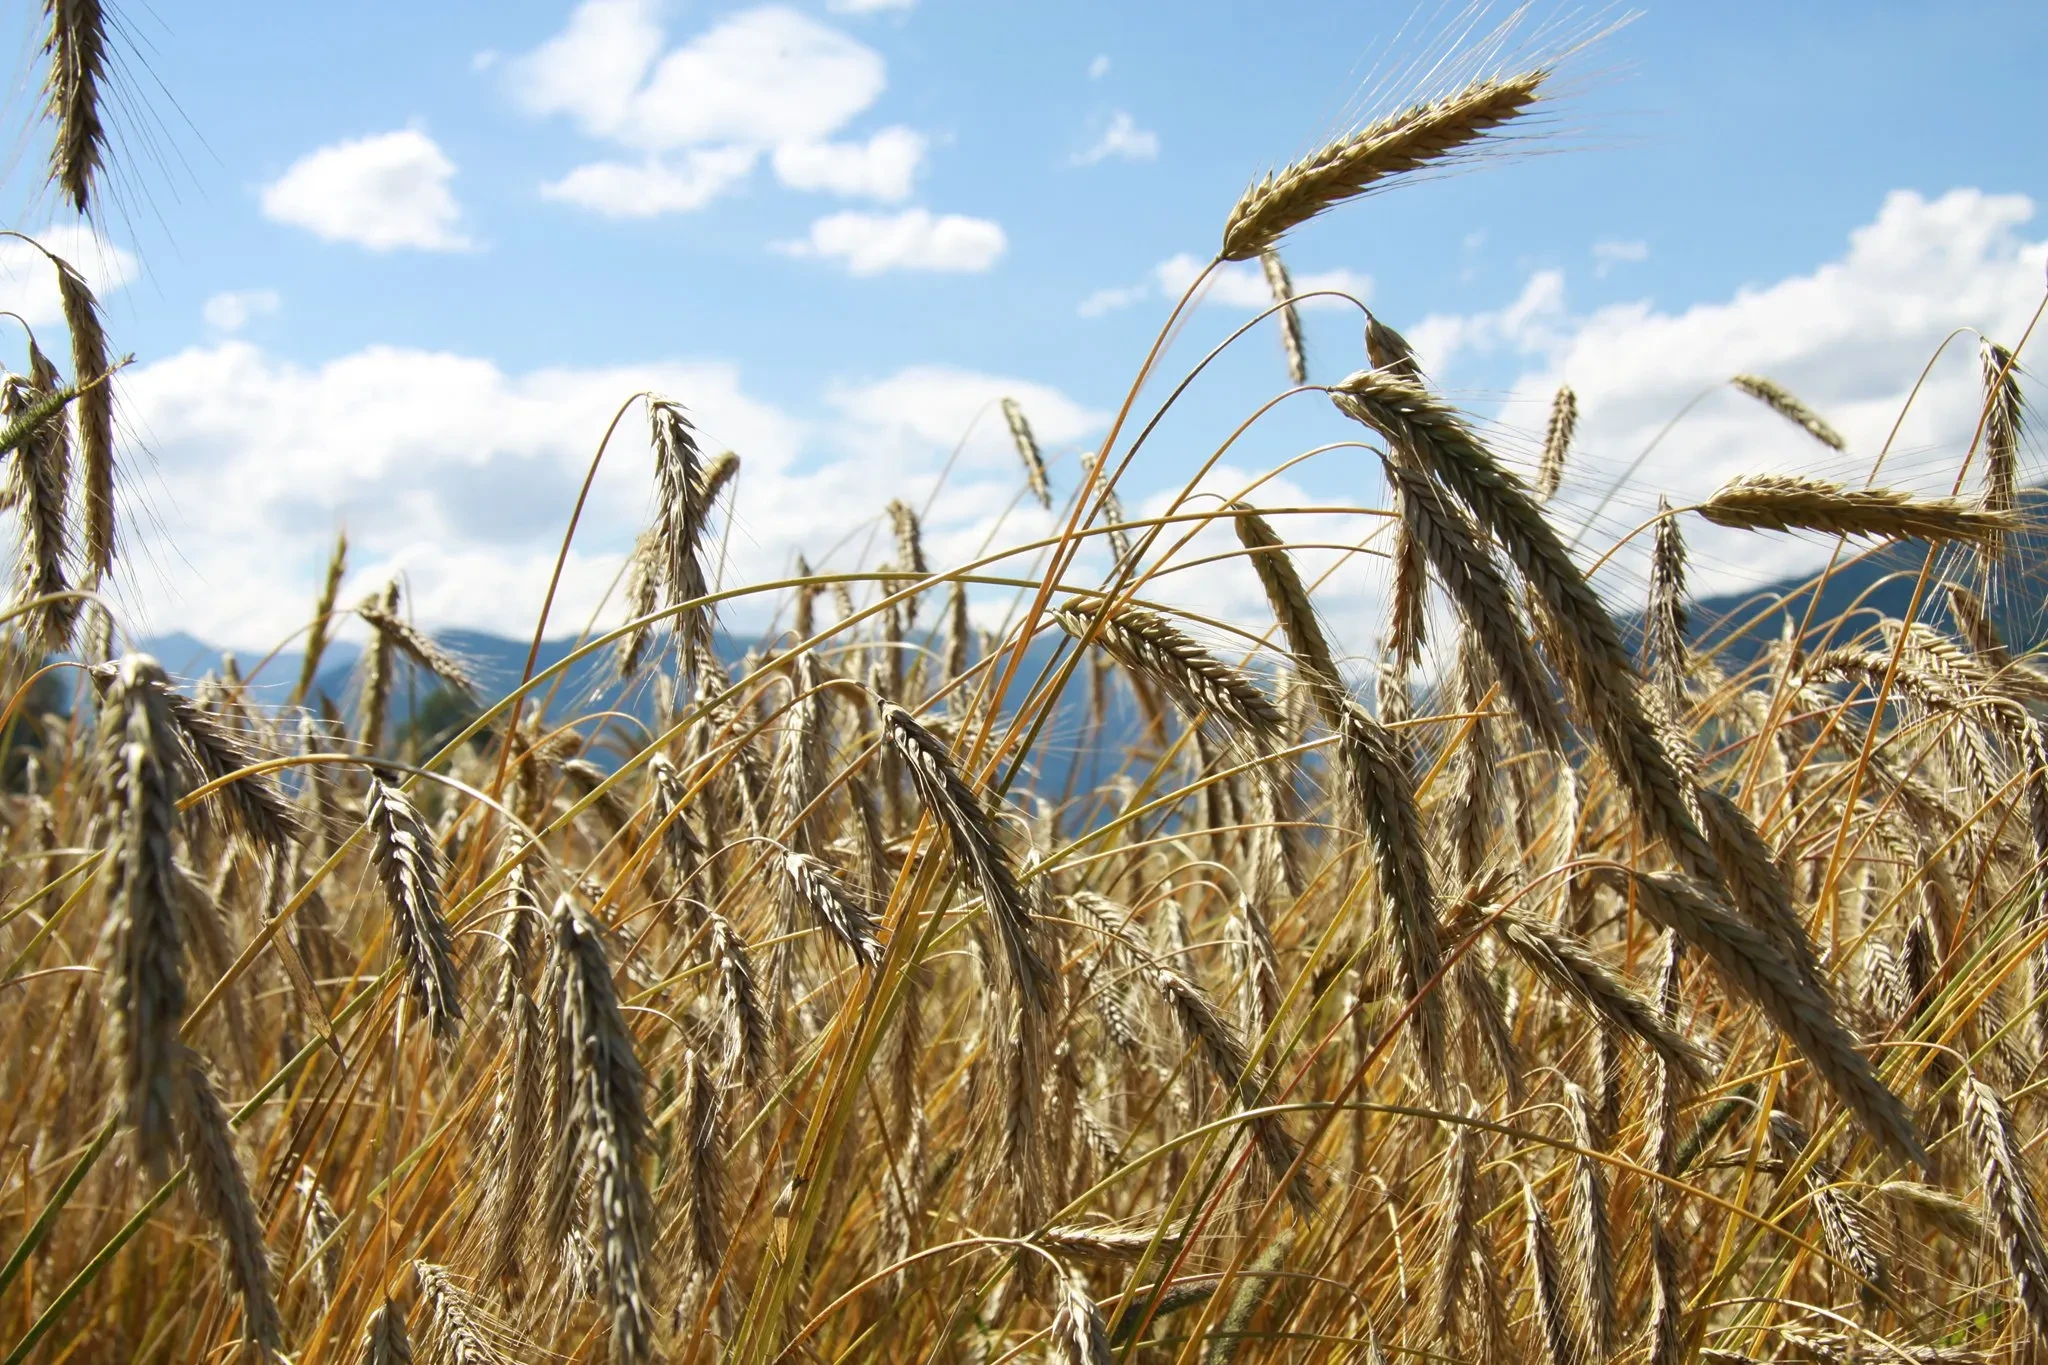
[{"left": 1, "top": 1, "right": 2043, "bottom": 652}]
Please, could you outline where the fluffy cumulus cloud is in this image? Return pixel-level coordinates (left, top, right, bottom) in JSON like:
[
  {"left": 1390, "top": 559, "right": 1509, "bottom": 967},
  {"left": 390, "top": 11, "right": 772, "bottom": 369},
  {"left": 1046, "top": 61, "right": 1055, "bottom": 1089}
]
[
  {"left": 1082, "top": 252, "right": 1372, "bottom": 316},
  {"left": 105, "top": 343, "right": 1103, "bottom": 648},
  {"left": 1073, "top": 111, "right": 1159, "bottom": 166},
  {"left": 0, "top": 225, "right": 137, "bottom": 324},
  {"left": 542, "top": 147, "right": 759, "bottom": 217},
  {"left": 510, "top": 1, "right": 935, "bottom": 216},
  {"left": 201, "top": 289, "right": 281, "bottom": 332},
  {"left": 261, "top": 129, "right": 472, "bottom": 251},
  {"left": 825, "top": 0, "right": 914, "bottom": 12},
  {"left": 1407, "top": 188, "right": 2048, "bottom": 603},
  {"left": 772, "top": 127, "right": 926, "bottom": 202},
  {"left": 776, "top": 209, "right": 1006, "bottom": 275}
]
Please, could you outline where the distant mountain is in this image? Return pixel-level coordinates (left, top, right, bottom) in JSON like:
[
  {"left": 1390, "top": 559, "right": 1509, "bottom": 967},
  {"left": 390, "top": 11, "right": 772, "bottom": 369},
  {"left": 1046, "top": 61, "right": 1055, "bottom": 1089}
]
[
  {"left": 1670, "top": 500, "right": 2048, "bottom": 672},
  {"left": 134, "top": 507, "right": 2044, "bottom": 799}
]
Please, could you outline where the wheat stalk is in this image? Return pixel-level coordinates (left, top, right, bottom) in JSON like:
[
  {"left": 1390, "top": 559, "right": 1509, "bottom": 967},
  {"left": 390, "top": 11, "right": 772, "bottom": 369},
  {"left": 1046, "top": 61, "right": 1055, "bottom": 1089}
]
[
  {"left": 356, "top": 601, "right": 480, "bottom": 702},
  {"left": 1523, "top": 1176, "right": 1584, "bottom": 1365},
  {"left": 1001, "top": 397, "right": 1052, "bottom": 509},
  {"left": 177, "top": 1046, "right": 283, "bottom": 1357},
  {"left": 1481, "top": 905, "right": 1713, "bottom": 1086},
  {"left": 1962, "top": 1071, "right": 2048, "bottom": 1348},
  {"left": 1335, "top": 698, "right": 1448, "bottom": 1089},
  {"left": 1054, "top": 596, "right": 1286, "bottom": 747},
  {"left": 1979, "top": 340, "right": 2022, "bottom": 575},
  {"left": 1646, "top": 1218, "right": 1681, "bottom": 1365},
  {"left": 1537, "top": 384, "right": 1577, "bottom": 503},
  {"left": 357, "top": 579, "right": 400, "bottom": 753},
  {"left": 0, "top": 370, "right": 77, "bottom": 650},
  {"left": 357, "top": 1299, "right": 413, "bottom": 1365},
  {"left": 98, "top": 654, "right": 188, "bottom": 1169},
  {"left": 1697, "top": 474, "right": 2015, "bottom": 545},
  {"left": 1730, "top": 373, "right": 1846, "bottom": 450},
  {"left": 1230, "top": 500, "right": 1345, "bottom": 724},
  {"left": 701, "top": 448, "right": 740, "bottom": 509},
  {"left": 882, "top": 700, "right": 1053, "bottom": 1008},
  {"left": 1645, "top": 498, "right": 1689, "bottom": 709},
  {"left": 1151, "top": 964, "right": 1315, "bottom": 1216},
  {"left": 1260, "top": 249, "right": 1308, "bottom": 383},
  {"left": 1221, "top": 69, "right": 1547, "bottom": 260},
  {"left": 1332, "top": 367, "right": 1726, "bottom": 892},
  {"left": 40, "top": 0, "right": 107, "bottom": 215},
  {"left": 1600, "top": 869, "right": 1926, "bottom": 1170},
  {"left": 1564, "top": 1082, "right": 1614, "bottom": 1362},
  {"left": 1432, "top": 1117, "right": 1480, "bottom": 1342},
  {"left": 293, "top": 529, "right": 349, "bottom": 706},
  {"left": 364, "top": 775, "right": 463, "bottom": 1039},
  {"left": 1768, "top": 1110, "right": 1889, "bottom": 1302},
  {"left": 781, "top": 850, "right": 883, "bottom": 967},
  {"left": 650, "top": 397, "right": 715, "bottom": 676},
  {"left": 1383, "top": 460, "right": 1566, "bottom": 748},
  {"left": 48, "top": 249, "right": 116, "bottom": 581},
  {"left": 615, "top": 529, "right": 662, "bottom": 680},
  {"left": 1050, "top": 1270, "right": 1112, "bottom": 1364},
  {"left": 543, "top": 896, "right": 655, "bottom": 1364}
]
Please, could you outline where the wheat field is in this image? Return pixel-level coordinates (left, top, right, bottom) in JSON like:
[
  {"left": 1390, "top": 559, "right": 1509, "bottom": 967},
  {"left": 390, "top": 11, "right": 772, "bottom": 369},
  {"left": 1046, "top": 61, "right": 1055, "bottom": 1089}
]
[{"left": 3, "top": 6, "right": 2048, "bottom": 1364}]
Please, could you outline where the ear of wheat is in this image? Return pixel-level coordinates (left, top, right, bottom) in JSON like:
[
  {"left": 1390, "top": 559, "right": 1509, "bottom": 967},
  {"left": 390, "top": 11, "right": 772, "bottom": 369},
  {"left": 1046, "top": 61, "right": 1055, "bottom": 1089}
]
[
  {"left": 543, "top": 896, "right": 655, "bottom": 1364},
  {"left": 1260, "top": 248, "right": 1308, "bottom": 383},
  {"left": 49, "top": 250, "right": 117, "bottom": 581},
  {"left": 364, "top": 776, "right": 464, "bottom": 1039},
  {"left": 0, "top": 370, "right": 77, "bottom": 650},
  {"left": 1536, "top": 384, "right": 1576, "bottom": 502},
  {"left": 1001, "top": 397, "right": 1052, "bottom": 509},
  {"left": 293, "top": 528, "right": 348, "bottom": 705},
  {"left": 1730, "top": 373, "right": 1847, "bottom": 450},
  {"left": 1962, "top": 1072, "right": 2048, "bottom": 1347},
  {"left": 1222, "top": 69, "right": 1548, "bottom": 260},
  {"left": 882, "top": 700, "right": 1053, "bottom": 1008},
  {"left": 98, "top": 654, "right": 189, "bottom": 1169},
  {"left": 1697, "top": 474, "right": 2015, "bottom": 545},
  {"left": 41, "top": 0, "right": 108, "bottom": 215}
]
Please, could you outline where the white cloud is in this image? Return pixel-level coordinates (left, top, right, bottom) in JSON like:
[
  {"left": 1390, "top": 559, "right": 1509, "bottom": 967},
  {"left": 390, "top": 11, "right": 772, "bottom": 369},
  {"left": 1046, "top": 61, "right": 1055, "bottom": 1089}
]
[
  {"left": 1409, "top": 188, "right": 2048, "bottom": 602},
  {"left": 512, "top": 2, "right": 880, "bottom": 150},
  {"left": 510, "top": 2, "right": 913, "bottom": 217},
  {"left": 829, "top": 365, "right": 1102, "bottom": 463},
  {"left": 776, "top": 209, "right": 1006, "bottom": 275},
  {"left": 0, "top": 226, "right": 137, "bottom": 325},
  {"left": 1593, "top": 237, "right": 1649, "bottom": 278},
  {"left": 1406, "top": 269, "right": 1566, "bottom": 372},
  {"left": 109, "top": 343, "right": 1098, "bottom": 649},
  {"left": 1151, "top": 252, "right": 1372, "bottom": 310},
  {"left": 1088, "top": 55, "right": 1111, "bottom": 80},
  {"left": 261, "top": 129, "right": 471, "bottom": 251},
  {"left": 201, "top": 289, "right": 280, "bottom": 332},
  {"left": 827, "top": 0, "right": 914, "bottom": 12},
  {"left": 541, "top": 148, "right": 759, "bottom": 217},
  {"left": 1074, "top": 110, "right": 1159, "bottom": 166},
  {"left": 505, "top": 0, "right": 664, "bottom": 140},
  {"left": 772, "top": 127, "right": 925, "bottom": 201},
  {"left": 1078, "top": 284, "right": 1147, "bottom": 318}
]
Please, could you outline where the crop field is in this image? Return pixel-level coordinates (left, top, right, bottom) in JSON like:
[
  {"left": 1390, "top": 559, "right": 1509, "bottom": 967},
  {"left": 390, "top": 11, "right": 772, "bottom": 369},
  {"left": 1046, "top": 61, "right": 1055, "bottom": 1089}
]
[{"left": 2, "top": 6, "right": 2046, "bottom": 1364}]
